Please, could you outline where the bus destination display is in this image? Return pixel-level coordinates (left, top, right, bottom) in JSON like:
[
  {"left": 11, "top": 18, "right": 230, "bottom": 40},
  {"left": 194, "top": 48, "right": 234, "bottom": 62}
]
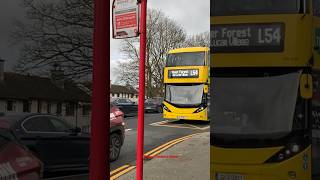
[
  {"left": 211, "top": 23, "right": 284, "bottom": 52},
  {"left": 168, "top": 69, "right": 199, "bottom": 78}
]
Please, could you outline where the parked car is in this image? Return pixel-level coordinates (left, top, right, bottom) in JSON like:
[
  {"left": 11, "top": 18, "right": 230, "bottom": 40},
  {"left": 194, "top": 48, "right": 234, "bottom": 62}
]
[
  {"left": 0, "top": 120, "right": 43, "bottom": 179},
  {"left": 111, "top": 98, "right": 138, "bottom": 117},
  {"left": 0, "top": 113, "right": 90, "bottom": 174},
  {"left": 145, "top": 97, "right": 163, "bottom": 113},
  {"left": 0, "top": 110, "right": 125, "bottom": 174},
  {"left": 110, "top": 104, "right": 125, "bottom": 161}
]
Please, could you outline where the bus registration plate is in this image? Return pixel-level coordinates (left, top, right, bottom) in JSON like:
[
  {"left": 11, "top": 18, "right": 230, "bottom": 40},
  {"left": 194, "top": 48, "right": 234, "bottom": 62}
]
[
  {"left": 177, "top": 116, "right": 186, "bottom": 119},
  {"left": 216, "top": 173, "right": 244, "bottom": 180}
]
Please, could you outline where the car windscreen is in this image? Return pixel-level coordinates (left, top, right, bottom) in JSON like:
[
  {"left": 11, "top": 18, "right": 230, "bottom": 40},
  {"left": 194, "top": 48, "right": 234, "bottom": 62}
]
[
  {"left": 211, "top": 0, "right": 299, "bottom": 16},
  {"left": 211, "top": 72, "right": 300, "bottom": 137},
  {"left": 166, "top": 52, "right": 205, "bottom": 67}
]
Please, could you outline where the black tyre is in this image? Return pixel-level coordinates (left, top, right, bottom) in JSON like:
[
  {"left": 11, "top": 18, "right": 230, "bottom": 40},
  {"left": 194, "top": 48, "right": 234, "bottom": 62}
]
[{"left": 110, "top": 133, "right": 122, "bottom": 162}]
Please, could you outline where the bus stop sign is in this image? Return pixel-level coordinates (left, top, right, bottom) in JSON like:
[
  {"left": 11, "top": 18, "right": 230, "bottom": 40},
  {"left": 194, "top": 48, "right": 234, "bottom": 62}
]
[{"left": 112, "top": 0, "right": 140, "bottom": 39}]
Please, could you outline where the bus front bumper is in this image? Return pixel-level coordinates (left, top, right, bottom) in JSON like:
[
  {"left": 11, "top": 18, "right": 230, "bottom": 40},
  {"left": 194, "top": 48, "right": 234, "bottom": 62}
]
[
  {"left": 211, "top": 147, "right": 312, "bottom": 180},
  {"left": 163, "top": 110, "right": 208, "bottom": 121}
]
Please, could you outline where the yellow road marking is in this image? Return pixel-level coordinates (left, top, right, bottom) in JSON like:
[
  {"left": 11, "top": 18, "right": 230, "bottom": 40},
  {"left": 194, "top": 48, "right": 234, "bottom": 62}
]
[
  {"left": 110, "top": 165, "right": 130, "bottom": 176},
  {"left": 150, "top": 120, "right": 209, "bottom": 130},
  {"left": 185, "top": 123, "right": 204, "bottom": 129},
  {"left": 148, "top": 137, "right": 192, "bottom": 157},
  {"left": 144, "top": 134, "right": 195, "bottom": 156},
  {"left": 110, "top": 166, "right": 136, "bottom": 180},
  {"left": 153, "top": 124, "right": 203, "bottom": 130},
  {"left": 110, "top": 134, "right": 200, "bottom": 179},
  {"left": 198, "top": 126, "right": 210, "bottom": 130}
]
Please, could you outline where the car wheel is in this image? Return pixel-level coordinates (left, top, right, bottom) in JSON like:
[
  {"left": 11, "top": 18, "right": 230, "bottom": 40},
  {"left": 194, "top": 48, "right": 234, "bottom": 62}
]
[
  {"left": 110, "top": 133, "right": 122, "bottom": 162},
  {"left": 157, "top": 106, "right": 163, "bottom": 113}
]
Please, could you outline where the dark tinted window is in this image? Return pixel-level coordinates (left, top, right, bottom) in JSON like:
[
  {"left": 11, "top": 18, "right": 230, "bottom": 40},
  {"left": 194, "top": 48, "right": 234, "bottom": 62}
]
[
  {"left": 117, "top": 99, "right": 131, "bottom": 103},
  {"left": 23, "top": 116, "right": 55, "bottom": 132},
  {"left": 6, "top": 101, "right": 14, "bottom": 111},
  {"left": 211, "top": 0, "right": 299, "bottom": 16},
  {"left": 166, "top": 52, "right": 205, "bottom": 67},
  {"left": 47, "top": 103, "right": 51, "bottom": 113},
  {"left": 66, "top": 102, "right": 75, "bottom": 116},
  {"left": 314, "top": 0, "right": 320, "bottom": 16},
  {"left": 57, "top": 103, "right": 62, "bottom": 115},
  {"left": 82, "top": 105, "right": 91, "bottom": 116},
  {"left": 23, "top": 100, "right": 31, "bottom": 113},
  {"left": 49, "top": 117, "right": 71, "bottom": 132},
  {"left": 37, "top": 101, "right": 42, "bottom": 113}
]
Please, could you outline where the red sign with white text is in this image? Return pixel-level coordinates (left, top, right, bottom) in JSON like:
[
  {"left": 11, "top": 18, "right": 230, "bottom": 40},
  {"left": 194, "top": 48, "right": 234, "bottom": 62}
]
[
  {"left": 112, "top": 0, "right": 140, "bottom": 39},
  {"left": 115, "top": 12, "right": 137, "bottom": 29}
]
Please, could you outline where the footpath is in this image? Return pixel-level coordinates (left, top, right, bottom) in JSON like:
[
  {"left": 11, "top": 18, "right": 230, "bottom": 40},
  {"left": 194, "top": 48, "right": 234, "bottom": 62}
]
[{"left": 117, "top": 132, "right": 210, "bottom": 180}]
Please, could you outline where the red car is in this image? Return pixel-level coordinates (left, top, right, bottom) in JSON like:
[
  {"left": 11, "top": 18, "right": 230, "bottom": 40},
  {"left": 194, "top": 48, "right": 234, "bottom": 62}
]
[
  {"left": 110, "top": 104, "right": 125, "bottom": 161},
  {"left": 0, "top": 121, "right": 43, "bottom": 179}
]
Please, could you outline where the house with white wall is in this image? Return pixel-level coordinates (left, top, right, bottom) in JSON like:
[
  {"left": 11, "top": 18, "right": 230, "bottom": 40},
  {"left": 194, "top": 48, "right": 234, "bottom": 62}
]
[
  {"left": 0, "top": 59, "right": 91, "bottom": 128},
  {"left": 110, "top": 84, "right": 138, "bottom": 102}
]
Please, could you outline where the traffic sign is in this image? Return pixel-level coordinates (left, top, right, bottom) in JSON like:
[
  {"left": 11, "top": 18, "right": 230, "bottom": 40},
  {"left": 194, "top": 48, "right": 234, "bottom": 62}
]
[{"left": 112, "top": 0, "right": 140, "bottom": 39}]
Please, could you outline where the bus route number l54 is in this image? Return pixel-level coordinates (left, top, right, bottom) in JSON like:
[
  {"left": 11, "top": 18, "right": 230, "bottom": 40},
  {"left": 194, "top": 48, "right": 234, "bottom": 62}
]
[{"left": 258, "top": 27, "right": 281, "bottom": 44}]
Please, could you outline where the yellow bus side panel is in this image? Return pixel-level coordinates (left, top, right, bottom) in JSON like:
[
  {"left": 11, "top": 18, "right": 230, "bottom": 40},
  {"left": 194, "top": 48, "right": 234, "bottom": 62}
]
[
  {"left": 313, "top": 16, "right": 320, "bottom": 70},
  {"left": 211, "top": 146, "right": 312, "bottom": 180},
  {"left": 169, "top": 47, "right": 209, "bottom": 54}
]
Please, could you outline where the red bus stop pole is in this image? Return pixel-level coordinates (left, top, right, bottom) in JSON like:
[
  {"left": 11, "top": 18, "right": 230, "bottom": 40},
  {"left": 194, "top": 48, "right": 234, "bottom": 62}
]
[
  {"left": 136, "top": 0, "right": 147, "bottom": 180},
  {"left": 90, "top": 0, "right": 109, "bottom": 180}
]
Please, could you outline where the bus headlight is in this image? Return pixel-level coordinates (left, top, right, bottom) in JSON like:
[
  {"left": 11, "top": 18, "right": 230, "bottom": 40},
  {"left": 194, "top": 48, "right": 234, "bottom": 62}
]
[
  {"left": 290, "top": 144, "right": 300, "bottom": 153},
  {"left": 193, "top": 105, "right": 207, "bottom": 113},
  {"left": 265, "top": 143, "right": 303, "bottom": 163},
  {"left": 163, "top": 104, "right": 171, "bottom": 112}
]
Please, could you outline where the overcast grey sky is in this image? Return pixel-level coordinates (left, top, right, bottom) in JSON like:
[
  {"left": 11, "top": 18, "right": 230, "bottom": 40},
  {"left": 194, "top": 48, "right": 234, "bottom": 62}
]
[
  {"left": 1, "top": 0, "right": 209, "bottom": 80},
  {"left": 0, "top": 0, "right": 24, "bottom": 71},
  {"left": 110, "top": 0, "right": 210, "bottom": 81}
]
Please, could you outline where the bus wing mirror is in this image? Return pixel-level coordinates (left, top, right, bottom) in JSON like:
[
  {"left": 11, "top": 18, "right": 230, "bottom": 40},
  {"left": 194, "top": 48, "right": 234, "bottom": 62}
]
[
  {"left": 204, "top": 85, "right": 209, "bottom": 93},
  {"left": 300, "top": 74, "right": 313, "bottom": 99}
]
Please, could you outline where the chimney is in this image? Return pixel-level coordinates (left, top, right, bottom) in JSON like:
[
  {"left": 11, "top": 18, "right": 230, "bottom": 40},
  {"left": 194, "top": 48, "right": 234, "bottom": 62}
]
[
  {"left": 51, "top": 64, "right": 65, "bottom": 89},
  {"left": 0, "top": 58, "right": 4, "bottom": 82}
]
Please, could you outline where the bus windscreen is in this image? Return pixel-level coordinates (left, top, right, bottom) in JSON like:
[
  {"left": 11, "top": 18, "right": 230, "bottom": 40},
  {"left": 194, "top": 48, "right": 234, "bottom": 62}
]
[
  {"left": 211, "top": 72, "right": 300, "bottom": 136},
  {"left": 165, "top": 84, "right": 204, "bottom": 107},
  {"left": 211, "top": 0, "right": 299, "bottom": 16},
  {"left": 166, "top": 52, "right": 205, "bottom": 67}
]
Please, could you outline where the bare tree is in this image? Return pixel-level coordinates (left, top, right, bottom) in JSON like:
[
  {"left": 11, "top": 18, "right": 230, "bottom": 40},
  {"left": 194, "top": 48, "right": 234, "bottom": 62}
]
[
  {"left": 184, "top": 31, "right": 210, "bottom": 47},
  {"left": 116, "top": 9, "right": 186, "bottom": 97},
  {"left": 11, "top": 0, "right": 93, "bottom": 79}
]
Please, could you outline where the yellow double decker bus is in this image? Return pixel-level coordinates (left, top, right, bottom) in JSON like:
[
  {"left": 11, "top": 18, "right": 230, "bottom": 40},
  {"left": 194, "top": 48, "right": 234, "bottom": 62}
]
[
  {"left": 162, "top": 47, "right": 210, "bottom": 121},
  {"left": 211, "top": 0, "right": 320, "bottom": 179}
]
